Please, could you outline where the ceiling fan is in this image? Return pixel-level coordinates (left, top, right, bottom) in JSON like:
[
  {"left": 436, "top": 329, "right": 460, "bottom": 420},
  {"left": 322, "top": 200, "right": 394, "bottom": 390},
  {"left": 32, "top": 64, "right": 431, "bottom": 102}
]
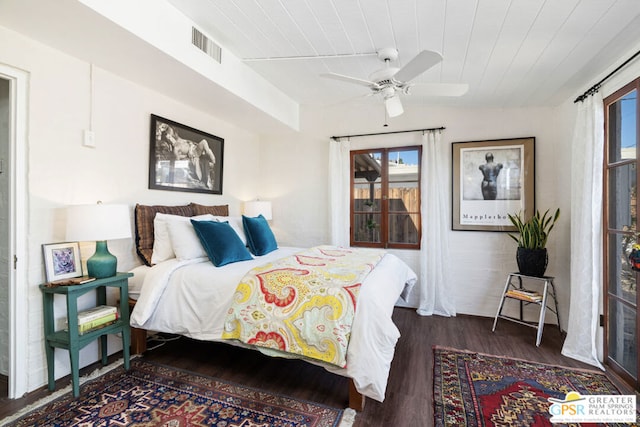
[{"left": 320, "top": 48, "right": 468, "bottom": 117}]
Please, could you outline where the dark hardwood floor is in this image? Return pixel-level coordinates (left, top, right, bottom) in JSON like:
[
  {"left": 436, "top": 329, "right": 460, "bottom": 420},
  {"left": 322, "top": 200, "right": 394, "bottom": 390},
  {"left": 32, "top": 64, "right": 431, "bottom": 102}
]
[{"left": 0, "top": 309, "right": 634, "bottom": 426}]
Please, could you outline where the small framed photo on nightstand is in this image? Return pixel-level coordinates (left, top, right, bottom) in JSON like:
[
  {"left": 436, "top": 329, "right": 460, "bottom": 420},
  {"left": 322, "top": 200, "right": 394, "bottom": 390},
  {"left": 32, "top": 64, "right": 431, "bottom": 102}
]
[{"left": 42, "top": 242, "right": 83, "bottom": 282}]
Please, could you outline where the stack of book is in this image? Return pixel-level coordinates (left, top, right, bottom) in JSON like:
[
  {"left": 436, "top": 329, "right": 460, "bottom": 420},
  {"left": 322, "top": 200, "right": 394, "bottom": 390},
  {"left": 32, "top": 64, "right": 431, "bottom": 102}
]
[
  {"left": 67, "top": 305, "right": 119, "bottom": 334},
  {"left": 506, "top": 288, "right": 543, "bottom": 302}
]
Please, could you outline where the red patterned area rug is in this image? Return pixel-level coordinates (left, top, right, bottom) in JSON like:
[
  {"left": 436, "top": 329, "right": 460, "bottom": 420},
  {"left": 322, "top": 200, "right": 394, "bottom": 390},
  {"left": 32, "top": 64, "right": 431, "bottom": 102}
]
[
  {"left": 3, "top": 358, "right": 353, "bottom": 427},
  {"left": 433, "top": 346, "right": 638, "bottom": 427}
]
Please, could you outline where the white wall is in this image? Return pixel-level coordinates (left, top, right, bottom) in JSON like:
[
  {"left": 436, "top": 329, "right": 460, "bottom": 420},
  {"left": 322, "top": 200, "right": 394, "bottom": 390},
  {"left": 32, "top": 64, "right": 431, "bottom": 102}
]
[
  {"left": 260, "top": 102, "right": 574, "bottom": 325},
  {"left": 258, "top": 46, "right": 640, "bottom": 345},
  {"left": 2, "top": 14, "right": 638, "bottom": 395},
  {"left": 0, "top": 25, "right": 263, "bottom": 392},
  {"left": 78, "top": 0, "right": 299, "bottom": 131}
]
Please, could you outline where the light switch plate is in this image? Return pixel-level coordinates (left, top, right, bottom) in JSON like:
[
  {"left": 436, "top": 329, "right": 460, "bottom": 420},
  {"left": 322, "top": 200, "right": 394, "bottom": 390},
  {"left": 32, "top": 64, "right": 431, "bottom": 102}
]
[{"left": 83, "top": 129, "right": 95, "bottom": 147}]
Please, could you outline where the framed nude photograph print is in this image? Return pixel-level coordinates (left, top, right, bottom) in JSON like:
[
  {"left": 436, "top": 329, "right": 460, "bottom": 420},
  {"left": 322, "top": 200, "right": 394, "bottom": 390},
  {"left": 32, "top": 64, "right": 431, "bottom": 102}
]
[{"left": 452, "top": 137, "right": 535, "bottom": 231}]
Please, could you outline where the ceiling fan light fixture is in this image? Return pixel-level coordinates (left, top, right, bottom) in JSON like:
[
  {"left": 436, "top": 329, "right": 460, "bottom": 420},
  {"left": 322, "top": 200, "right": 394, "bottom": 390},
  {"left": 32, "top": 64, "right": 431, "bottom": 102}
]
[
  {"left": 385, "top": 95, "right": 404, "bottom": 117},
  {"left": 319, "top": 47, "right": 464, "bottom": 115}
]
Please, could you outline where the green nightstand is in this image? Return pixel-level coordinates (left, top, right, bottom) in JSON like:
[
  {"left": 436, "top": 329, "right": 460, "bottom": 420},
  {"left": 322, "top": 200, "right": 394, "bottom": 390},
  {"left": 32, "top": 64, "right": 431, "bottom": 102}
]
[{"left": 40, "top": 272, "right": 133, "bottom": 397}]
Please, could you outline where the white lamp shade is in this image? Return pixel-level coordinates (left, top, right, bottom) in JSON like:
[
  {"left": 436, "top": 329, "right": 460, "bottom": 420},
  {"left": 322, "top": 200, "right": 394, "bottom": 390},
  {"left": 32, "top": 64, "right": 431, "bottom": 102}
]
[
  {"left": 385, "top": 95, "right": 404, "bottom": 117},
  {"left": 244, "top": 201, "right": 272, "bottom": 220},
  {"left": 66, "top": 203, "right": 132, "bottom": 242}
]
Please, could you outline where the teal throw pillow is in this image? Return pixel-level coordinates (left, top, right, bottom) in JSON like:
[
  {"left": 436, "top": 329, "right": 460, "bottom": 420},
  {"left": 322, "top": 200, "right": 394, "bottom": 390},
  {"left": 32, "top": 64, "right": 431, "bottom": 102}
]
[
  {"left": 242, "top": 214, "right": 278, "bottom": 256},
  {"left": 191, "top": 220, "right": 253, "bottom": 266}
]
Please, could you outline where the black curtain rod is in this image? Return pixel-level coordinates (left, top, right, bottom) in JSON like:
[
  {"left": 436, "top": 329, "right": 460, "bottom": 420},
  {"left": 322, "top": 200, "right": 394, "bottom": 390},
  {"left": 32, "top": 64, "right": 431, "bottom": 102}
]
[
  {"left": 574, "top": 49, "right": 640, "bottom": 103},
  {"left": 331, "top": 126, "right": 445, "bottom": 140}
]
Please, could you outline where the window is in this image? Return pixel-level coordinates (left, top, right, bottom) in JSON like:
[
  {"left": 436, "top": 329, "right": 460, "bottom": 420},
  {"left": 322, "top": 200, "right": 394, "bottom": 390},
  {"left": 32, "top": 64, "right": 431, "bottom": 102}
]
[{"left": 350, "top": 146, "right": 421, "bottom": 249}]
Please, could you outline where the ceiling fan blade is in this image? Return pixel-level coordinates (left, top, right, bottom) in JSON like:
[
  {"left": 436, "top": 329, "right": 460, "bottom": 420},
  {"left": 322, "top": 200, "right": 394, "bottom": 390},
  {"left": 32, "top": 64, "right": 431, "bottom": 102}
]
[
  {"left": 410, "top": 83, "right": 469, "bottom": 97},
  {"left": 320, "top": 72, "right": 377, "bottom": 88},
  {"left": 394, "top": 50, "right": 443, "bottom": 83}
]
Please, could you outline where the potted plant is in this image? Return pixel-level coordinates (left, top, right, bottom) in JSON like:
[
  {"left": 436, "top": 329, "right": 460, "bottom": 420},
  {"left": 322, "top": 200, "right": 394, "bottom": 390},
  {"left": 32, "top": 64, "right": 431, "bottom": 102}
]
[{"left": 507, "top": 208, "right": 560, "bottom": 277}]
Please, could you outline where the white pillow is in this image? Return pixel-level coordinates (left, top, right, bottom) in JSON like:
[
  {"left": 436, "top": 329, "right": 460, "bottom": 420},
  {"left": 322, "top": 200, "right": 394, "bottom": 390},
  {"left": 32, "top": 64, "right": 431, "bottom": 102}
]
[
  {"left": 151, "top": 213, "right": 178, "bottom": 264},
  {"left": 152, "top": 213, "right": 214, "bottom": 263},
  {"left": 212, "top": 215, "right": 248, "bottom": 245},
  {"left": 165, "top": 214, "right": 214, "bottom": 260}
]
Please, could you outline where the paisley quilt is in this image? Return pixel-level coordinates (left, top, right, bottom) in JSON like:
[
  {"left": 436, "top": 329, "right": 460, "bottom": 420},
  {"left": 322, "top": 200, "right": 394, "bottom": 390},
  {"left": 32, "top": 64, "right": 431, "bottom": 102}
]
[{"left": 221, "top": 245, "right": 384, "bottom": 367}]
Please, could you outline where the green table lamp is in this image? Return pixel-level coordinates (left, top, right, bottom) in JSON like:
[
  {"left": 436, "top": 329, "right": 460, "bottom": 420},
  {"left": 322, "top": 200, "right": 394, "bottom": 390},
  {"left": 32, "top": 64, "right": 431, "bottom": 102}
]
[{"left": 66, "top": 202, "right": 132, "bottom": 279}]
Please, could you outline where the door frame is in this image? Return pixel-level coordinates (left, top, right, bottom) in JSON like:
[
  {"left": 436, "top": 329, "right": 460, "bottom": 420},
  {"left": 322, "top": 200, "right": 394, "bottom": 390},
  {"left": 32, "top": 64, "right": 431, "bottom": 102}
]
[
  {"left": 0, "top": 63, "right": 28, "bottom": 398},
  {"left": 603, "top": 78, "right": 640, "bottom": 390}
]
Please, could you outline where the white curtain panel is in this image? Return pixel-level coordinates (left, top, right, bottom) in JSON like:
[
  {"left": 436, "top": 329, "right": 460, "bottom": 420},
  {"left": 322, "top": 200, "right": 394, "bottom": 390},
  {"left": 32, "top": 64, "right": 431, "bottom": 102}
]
[
  {"left": 328, "top": 138, "right": 351, "bottom": 247},
  {"left": 417, "top": 131, "right": 456, "bottom": 317},
  {"left": 561, "top": 92, "right": 605, "bottom": 369}
]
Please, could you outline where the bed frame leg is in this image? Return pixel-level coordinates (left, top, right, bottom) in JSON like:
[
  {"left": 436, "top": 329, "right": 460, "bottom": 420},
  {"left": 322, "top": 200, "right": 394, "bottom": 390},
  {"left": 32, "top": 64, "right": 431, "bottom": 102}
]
[
  {"left": 128, "top": 298, "right": 147, "bottom": 354},
  {"left": 348, "top": 379, "right": 366, "bottom": 411},
  {"left": 130, "top": 327, "right": 147, "bottom": 354}
]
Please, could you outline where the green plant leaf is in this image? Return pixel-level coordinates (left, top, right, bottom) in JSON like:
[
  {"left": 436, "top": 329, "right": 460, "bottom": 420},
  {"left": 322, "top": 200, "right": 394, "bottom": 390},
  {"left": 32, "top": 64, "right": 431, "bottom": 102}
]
[{"left": 507, "top": 208, "right": 560, "bottom": 249}]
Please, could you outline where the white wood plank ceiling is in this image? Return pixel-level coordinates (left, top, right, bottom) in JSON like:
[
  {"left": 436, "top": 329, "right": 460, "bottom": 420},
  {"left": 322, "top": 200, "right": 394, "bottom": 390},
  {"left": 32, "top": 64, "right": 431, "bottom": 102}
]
[{"left": 169, "top": 0, "right": 640, "bottom": 109}]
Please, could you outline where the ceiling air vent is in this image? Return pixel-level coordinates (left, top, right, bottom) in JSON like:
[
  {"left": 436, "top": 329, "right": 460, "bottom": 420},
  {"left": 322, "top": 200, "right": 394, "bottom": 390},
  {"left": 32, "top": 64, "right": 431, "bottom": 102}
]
[{"left": 192, "top": 27, "right": 221, "bottom": 63}]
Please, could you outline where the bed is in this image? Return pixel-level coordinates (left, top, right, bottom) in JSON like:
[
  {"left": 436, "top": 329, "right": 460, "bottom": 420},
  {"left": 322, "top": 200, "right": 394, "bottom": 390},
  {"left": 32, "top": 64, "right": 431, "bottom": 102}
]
[{"left": 128, "top": 203, "right": 417, "bottom": 410}]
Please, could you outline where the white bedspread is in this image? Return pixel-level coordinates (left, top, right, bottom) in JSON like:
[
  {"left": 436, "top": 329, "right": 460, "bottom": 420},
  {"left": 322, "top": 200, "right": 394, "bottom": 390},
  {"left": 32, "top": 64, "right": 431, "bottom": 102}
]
[{"left": 130, "top": 247, "right": 416, "bottom": 402}]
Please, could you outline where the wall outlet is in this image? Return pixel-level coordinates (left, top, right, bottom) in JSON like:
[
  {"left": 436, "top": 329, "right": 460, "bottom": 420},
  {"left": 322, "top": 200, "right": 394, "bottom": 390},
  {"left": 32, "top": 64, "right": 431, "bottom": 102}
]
[{"left": 83, "top": 129, "right": 95, "bottom": 148}]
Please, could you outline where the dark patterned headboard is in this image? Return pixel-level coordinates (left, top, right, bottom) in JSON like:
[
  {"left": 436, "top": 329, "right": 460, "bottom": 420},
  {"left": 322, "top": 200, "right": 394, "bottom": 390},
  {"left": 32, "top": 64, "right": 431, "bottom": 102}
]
[{"left": 134, "top": 203, "right": 229, "bottom": 266}]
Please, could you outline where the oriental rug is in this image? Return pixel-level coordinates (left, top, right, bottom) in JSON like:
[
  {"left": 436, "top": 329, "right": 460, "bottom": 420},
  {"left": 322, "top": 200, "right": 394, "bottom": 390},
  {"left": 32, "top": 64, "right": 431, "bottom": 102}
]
[
  {"left": 433, "top": 346, "right": 638, "bottom": 427},
  {"left": 2, "top": 358, "right": 354, "bottom": 427}
]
